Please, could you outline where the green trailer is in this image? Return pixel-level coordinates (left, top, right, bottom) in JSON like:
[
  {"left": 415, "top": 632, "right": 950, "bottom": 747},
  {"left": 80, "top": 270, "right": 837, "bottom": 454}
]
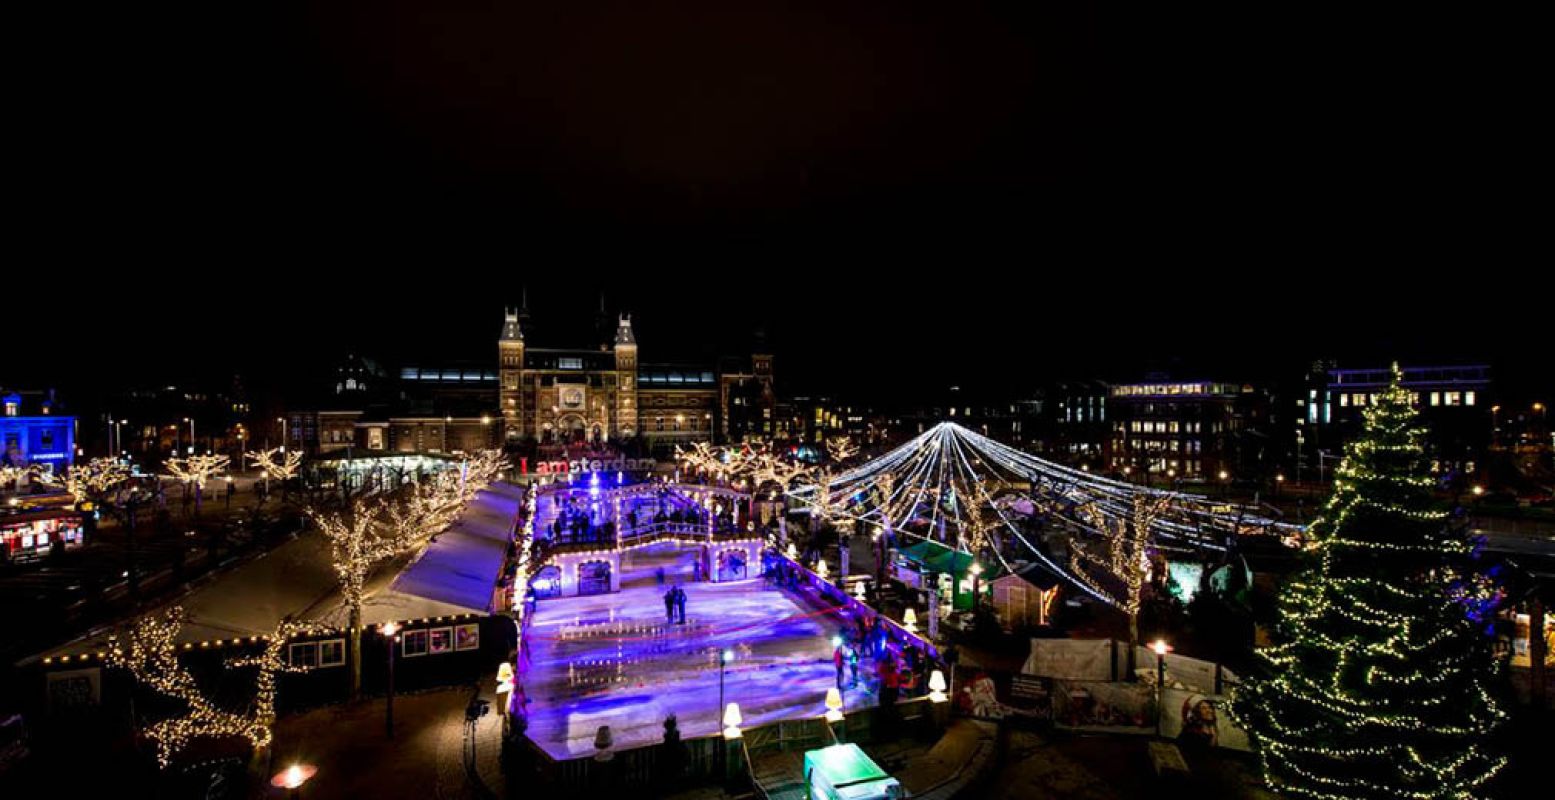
[{"left": 804, "top": 743, "right": 902, "bottom": 800}]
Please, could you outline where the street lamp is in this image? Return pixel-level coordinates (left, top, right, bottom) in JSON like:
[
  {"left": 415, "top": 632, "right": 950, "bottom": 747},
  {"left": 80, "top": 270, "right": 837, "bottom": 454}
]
[
  {"left": 718, "top": 648, "right": 733, "bottom": 734},
  {"left": 1151, "top": 639, "right": 1170, "bottom": 737},
  {"left": 380, "top": 622, "right": 400, "bottom": 738},
  {"left": 969, "top": 562, "right": 984, "bottom": 608}
]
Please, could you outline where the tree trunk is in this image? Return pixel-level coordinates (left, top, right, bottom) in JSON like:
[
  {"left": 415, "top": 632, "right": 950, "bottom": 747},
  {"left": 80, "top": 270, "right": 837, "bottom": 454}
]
[
  {"left": 348, "top": 604, "right": 363, "bottom": 701},
  {"left": 1127, "top": 612, "right": 1139, "bottom": 678}
]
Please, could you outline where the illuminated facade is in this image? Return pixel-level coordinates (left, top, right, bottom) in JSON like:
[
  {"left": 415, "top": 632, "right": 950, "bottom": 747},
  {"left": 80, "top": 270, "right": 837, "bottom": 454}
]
[
  {"left": 1106, "top": 379, "right": 1267, "bottom": 481},
  {"left": 1, "top": 388, "right": 74, "bottom": 472},
  {"left": 496, "top": 310, "right": 774, "bottom": 451},
  {"left": 1300, "top": 364, "right": 1492, "bottom": 475}
]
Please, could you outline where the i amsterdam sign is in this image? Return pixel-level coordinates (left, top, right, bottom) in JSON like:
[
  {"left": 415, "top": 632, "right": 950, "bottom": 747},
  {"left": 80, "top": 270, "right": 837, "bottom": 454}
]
[{"left": 520, "top": 455, "right": 659, "bottom": 475}]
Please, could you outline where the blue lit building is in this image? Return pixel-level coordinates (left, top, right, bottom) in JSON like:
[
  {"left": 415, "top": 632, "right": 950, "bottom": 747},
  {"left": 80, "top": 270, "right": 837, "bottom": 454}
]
[{"left": 1, "top": 388, "right": 76, "bottom": 472}]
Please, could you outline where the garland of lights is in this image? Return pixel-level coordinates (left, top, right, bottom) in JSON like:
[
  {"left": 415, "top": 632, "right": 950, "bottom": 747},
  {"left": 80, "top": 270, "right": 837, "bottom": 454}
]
[
  {"left": 1231, "top": 365, "right": 1507, "bottom": 800},
  {"left": 308, "top": 450, "right": 510, "bottom": 681},
  {"left": 33, "top": 457, "right": 133, "bottom": 503},
  {"left": 247, "top": 446, "right": 303, "bottom": 485},
  {"left": 106, "top": 609, "right": 327, "bottom": 768},
  {"left": 1068, "top": 493, "right": 1175, "bottom": 622}
]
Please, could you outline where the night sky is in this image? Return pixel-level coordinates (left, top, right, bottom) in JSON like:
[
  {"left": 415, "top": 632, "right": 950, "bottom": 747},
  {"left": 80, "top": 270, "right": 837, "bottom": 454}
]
[{"left": 9, "top": 4, "right": 1545, "bottom": 402}]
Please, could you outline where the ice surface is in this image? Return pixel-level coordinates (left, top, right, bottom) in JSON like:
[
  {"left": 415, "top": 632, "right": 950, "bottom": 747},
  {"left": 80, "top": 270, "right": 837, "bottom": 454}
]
[{"left": 521, "top": 543, "right": 876, "bottom": 759}]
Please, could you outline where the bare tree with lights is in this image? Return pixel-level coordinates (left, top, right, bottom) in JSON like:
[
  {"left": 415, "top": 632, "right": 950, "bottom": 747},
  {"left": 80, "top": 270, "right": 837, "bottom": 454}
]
[
  {"left": 309, "top": 496, "right": 391, "bottom": 700},
  {"left": 1068, "top": 492, "right": 1175, "bottom": 675},
  {"left": 106, "top": 608, "right": 317, "bottom": 768},
  {"left": 247, "top": 446, "right": 303, "bottom": 502},
  {"left": 309, "top": 449, "right": 508, "bottom": 698},
  {"left": 165, "top": 454, "right": 231, "bottom": 518},
  {"left": 2, "top": 464, "right": 31, "bottom": 493},
  {"left": 33, "top": 456, "right": 133, "bottom": 506}
]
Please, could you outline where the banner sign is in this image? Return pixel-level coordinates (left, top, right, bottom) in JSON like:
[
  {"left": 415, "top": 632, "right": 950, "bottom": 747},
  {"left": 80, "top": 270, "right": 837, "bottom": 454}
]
[
  {"left": 953, "top": 669, "right": 1053, "bottom": 722},
  {"left": 521, "top": 456, "right": 658, "bottom": 475},
  {"left": 1160, "top": 687, "right": 1252, "bottom": 752}
]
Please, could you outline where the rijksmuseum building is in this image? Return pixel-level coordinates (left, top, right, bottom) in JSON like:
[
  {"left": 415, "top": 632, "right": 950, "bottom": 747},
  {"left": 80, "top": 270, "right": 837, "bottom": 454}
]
[{"left": 288, "top": 307, "right": 777, "bottom": 460}]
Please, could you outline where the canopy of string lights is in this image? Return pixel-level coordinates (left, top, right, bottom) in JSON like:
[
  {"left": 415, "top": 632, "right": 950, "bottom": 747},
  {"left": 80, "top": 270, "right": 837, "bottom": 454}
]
[{"left": 785, "top": 422, "right": 1300, "bottom": 604}]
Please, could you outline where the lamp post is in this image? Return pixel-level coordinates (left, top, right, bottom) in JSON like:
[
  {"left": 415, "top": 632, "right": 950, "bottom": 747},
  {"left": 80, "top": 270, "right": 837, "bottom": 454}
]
[
  {"left": 1151, "top": 639, "right": 1170, "bottom": 737},
  {"left": 380, "top": 622, "right": 400, "bottom": 738},
  {"left": 969, "top": 562, "right": 983, "bottom": 610},
  {"left": 718, "top": 648, "right": 733, "bottom": 734},
  {"left": 184, "top": 417, "right": 195, "bottom": 455}
]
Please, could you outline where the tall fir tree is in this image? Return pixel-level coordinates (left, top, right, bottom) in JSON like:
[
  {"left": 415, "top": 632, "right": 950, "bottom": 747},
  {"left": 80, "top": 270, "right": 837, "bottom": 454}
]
[{"left": 1234, "top": 365, "right": 1506, "bottom": 800}]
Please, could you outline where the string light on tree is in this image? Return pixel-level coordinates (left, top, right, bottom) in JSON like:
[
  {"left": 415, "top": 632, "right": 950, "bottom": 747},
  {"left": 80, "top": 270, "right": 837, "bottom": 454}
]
[{"left": 1232, "top": 364, "right": 1507, "bottom": 800}]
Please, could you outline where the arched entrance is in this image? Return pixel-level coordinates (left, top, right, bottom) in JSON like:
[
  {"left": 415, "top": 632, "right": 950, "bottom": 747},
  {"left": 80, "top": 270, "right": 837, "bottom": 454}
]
[
  {"left": 557, "top": 414, "right": 587, "bottom": 444},
  {"left": 532, "top": 565, "right": 563, "bottom": 599},
  {"left": 717, "top": 548, "right": 749, "bottom": 582}
]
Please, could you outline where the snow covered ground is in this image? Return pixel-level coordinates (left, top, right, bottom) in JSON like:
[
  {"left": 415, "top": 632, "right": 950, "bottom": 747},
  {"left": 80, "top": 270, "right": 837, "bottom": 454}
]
[{"left": 521, "top": 542, "right": 875, "bottom": 759}]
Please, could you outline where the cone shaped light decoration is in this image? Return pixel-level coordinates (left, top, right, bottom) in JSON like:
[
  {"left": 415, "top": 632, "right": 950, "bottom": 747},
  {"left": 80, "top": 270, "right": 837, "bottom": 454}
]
[
  {"left": 722, "top": 703, "right": 743, "bottom": 739},
  {"left": 928, "top": 670, "right": 948, "bottom": 703},
  {"left": 824, "top": 687, "right": 845, "bottom": 722},
  {"left": 903, "top": 607, "right": 918, "bottom": 632}
]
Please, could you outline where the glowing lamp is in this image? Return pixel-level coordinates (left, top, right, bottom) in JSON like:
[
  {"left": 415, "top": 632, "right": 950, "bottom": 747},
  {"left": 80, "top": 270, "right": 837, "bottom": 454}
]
[
  {"left": 786, "top": 543, "right": 798, "bottom": 560},
  {"left": 379, "top": 621, "right": 400, "bottom": 638},
  {"left": 496, "top": 662, "right": 515, "bottom": 694},
  {"left": 816, "top": 559, "right": 829, "bottom": 581},
  {"left": 853, "top": 580, "right": 867, "bottom": 600},
  {"left": 1151, "top": 639, "right": 1170, "bottom": 657},
  {"left": 271, "top": 764, "right": 316, "bottom": 790},
  {"left": 928, "top": 669, "right": 948, "bottom": 703},
  {"left": 903, "top": 608, "right": 918, "bottom": 632},
  {"left": 824, "top": 687, "right": 845, "bottom": 722},
  {"left": 722, "top": 702, "right": 744, "bottom": 739}
]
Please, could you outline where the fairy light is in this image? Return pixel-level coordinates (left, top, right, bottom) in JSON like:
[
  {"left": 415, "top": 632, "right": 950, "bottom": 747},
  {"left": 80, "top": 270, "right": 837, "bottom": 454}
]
[
  {"left": 104, "top": 609, "right": 329, "bottom": 768},
  {"left": 1068, "top": 493, "right": 1175, "bottom": 643},
  {"left": 32, "top": 456, "right": 133, "bottom": 503},
  {"left": 246, "top": 446, "right": 303, "bottom": 485},
  {"left": 1232, "top": 364, "right": 1508, "bottom": 800},
  {"left": 308, "top": 449, "right": 509, "bottom": 689}
]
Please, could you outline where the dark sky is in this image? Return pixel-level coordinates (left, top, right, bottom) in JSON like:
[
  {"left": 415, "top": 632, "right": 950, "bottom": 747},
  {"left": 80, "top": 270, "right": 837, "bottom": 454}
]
[{"left": 9, "top": 4, "right": 1547, "bottom": 402}]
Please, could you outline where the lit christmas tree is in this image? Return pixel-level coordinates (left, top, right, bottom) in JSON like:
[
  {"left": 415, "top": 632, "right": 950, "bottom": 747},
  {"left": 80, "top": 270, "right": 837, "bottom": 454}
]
[{"left": 1234, "top": 365, "right": 1506, "bottom": 800}]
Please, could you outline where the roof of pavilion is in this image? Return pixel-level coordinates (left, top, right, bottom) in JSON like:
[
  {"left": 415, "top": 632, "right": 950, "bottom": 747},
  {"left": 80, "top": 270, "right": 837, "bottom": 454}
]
[
  {"left": 28, "top": 482, "right": 524, "bottom": 665},
  {"left": 368, "top": 481, "right": 524, "bottom": 623}
]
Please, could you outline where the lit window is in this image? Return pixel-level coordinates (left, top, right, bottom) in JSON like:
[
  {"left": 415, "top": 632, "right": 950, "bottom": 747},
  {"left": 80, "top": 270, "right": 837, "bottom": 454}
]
[
  {"left": 1431, "top": 392, "right": 1441, "bottom": 406},
  {"left": 1464, "top": 391, "right": 1476, "bottom": 406}
]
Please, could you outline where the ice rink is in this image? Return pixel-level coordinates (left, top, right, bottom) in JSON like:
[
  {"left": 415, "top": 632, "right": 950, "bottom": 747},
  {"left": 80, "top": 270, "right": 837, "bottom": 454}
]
[{"left": 520, "top": 542, "right": 874, "bottom": 758}]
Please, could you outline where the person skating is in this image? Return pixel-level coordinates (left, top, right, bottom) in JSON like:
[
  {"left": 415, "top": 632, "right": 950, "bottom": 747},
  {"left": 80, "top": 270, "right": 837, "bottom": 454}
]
[
  {"left": 674, "top": 586, "right": 687, "bottom": 624},
  {"left": 834, "top": 643, "right": 846, "bottom": 690},
  {"left": 664, "top": 587, "right": 676, "bottom": 625}
]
